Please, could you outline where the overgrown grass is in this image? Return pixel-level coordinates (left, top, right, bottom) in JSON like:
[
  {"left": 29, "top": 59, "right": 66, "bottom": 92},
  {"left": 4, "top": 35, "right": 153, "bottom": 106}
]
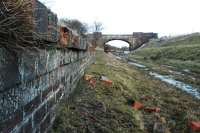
[
  {"left": 51, "top": 51, "right": 200, "bottom": 133},
  {"left": 131, "top": 44, "right": 200, "bottom": 62},
  {"left": 129, "top": 34, "right": 200, "bottom": 90},
  {"left": 51, "top": 51, "right": 145, "bottom": 133},
  {"left": 146, "top": 33, "right": 200, "bottom": 48},
  {"left": 163, "top": 35, "right": 200, "bottom": 47}
]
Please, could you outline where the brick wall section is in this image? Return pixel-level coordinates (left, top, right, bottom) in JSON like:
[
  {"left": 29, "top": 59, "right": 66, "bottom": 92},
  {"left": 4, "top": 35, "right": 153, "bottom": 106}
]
[{"left": 0, "top": 47, "right": 95, "bottom": 133}]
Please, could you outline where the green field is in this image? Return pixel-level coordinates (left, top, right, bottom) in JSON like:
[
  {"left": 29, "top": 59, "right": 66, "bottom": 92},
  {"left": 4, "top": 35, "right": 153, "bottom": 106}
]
[
  {"left": 146, "top": 33, "right": 200, "bottom": 47},
  {"left": 129, "top": 34, "right": 200, "bottom": 88}
]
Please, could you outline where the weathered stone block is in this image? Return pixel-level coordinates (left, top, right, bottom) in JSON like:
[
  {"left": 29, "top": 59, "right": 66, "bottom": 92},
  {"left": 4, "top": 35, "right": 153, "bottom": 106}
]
[
  {"left": 24, "top": 95, "right": 41, "bottom": 116},
  {"left": 56, "top": 85, "right": 64, "bottom": 102},
  {"left": 42, "top": 86, "right": 53, "bottom": 101},
  {"left": 47, "top": 95, "right": 56, "bottom": 112},
  {"left": 46, "top": 49, "right": 60, "bottom": 72},
  {"left": 20, "top": 118, "right": 33, "bottom": 133},
  {"left": 0, "top": 109, "right": 23, "bottom": 133},
  {"left": 70, "top": 50, "right": 78, "bottom": 62},
  {"left": 0, "top": 48, "right": 20, "bottom": 92},
  {"left": 33, "top": 104, "right": 46, "bottom": 126},
  {"left": 19, "top": 50, "right": 39, "bottom": 82},
  {"left": 63, "top": 49, "right": 70, "bottom": 65},
  {"left": 40, "top": 114, "right": 50, "bottom": 133},
  {"left": 37, "top": 49, "right": 48, "bottom": 76}
]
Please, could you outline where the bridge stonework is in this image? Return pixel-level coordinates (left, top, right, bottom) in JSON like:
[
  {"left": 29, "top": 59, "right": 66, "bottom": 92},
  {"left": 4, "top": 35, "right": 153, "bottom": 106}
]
[
  {"left": 102, "top": 34, "right": 134, "bottom": 50},
  {"left": 89, "top": 32, "right": 158, "bottom": 50}
]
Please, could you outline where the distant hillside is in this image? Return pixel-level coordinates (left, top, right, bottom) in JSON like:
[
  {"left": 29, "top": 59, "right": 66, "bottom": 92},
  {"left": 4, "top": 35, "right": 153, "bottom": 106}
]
[
  {"left": 128, "top": 33, "right": 200, "bottom": 91},
  {"left": 129, "top": 33, "right": 200, "bottom": 74},
  {"left": 143, "top": 33, "right": 200, "bottom": 48},
  {"left": 132, "top": 44, "right": 200, "bottom": 62}
]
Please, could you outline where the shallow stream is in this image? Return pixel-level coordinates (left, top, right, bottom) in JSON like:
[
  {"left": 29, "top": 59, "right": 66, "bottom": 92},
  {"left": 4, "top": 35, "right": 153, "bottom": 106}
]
[{"left": 127, "top": 60, "right": 200, "bottom": 100}]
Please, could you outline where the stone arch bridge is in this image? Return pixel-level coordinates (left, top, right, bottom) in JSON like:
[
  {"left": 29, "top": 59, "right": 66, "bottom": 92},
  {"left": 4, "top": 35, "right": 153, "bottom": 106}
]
[
  {"left": 102, "top": 34, "right": 134, "bottom": 50},
  {"left": 88, "top": 32, "right": 158, "bottom": 51}
]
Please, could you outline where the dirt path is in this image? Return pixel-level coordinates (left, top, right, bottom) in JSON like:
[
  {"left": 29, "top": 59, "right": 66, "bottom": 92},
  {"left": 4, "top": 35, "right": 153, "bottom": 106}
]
[{"left": 51, "top": 51, "right": 200, "bottom": 133}]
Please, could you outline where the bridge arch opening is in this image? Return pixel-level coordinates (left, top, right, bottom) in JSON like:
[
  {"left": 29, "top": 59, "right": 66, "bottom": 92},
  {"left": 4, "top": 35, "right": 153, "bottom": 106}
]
[{"left": 104, "top": 40, "right": 130, "bottom": 52}]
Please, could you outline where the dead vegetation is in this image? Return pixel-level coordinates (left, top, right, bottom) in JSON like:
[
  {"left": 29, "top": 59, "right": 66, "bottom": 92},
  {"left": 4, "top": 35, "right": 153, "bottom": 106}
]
[
  {"left": 51, "top": 51, "right": 200, "bottom": 133},
  {"left": 0, "top": 0, "right": 37, "bottom": 48}
]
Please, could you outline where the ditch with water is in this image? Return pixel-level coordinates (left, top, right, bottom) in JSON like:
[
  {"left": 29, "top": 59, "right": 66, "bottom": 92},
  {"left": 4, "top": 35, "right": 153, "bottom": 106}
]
[{"left": 127, "top": 60, "right": 200, "bottom": 100}]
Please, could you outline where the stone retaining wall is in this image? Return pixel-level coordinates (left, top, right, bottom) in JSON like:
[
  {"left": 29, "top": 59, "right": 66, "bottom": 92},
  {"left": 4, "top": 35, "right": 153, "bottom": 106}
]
[{"left": 0, "top": 47, "right": 94, "bottom": 133}]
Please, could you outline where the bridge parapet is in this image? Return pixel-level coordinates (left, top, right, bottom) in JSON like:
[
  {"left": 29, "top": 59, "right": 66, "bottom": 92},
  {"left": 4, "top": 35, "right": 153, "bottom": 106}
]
[{"left": 102, "top": 35, "right": 132, "bottom": 39}]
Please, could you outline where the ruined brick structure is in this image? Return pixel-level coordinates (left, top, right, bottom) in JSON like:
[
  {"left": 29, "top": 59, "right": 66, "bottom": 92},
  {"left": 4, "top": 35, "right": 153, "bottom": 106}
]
[{"left": 0, "top": 47, "right": 95, "bottom": 133}]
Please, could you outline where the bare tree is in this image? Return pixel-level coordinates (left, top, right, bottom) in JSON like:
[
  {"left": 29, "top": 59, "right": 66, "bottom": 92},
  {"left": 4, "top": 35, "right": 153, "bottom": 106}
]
[
  {"left": 93, "top": 21, "right": 103, "bottom": 32},
  {"left": 92, "top": 21, "right": 103, "bottom": 47}
]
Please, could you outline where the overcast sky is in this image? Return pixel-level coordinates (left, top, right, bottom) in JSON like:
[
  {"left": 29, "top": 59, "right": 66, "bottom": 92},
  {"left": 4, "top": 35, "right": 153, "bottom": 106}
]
[
  {"left": 40, "top": 0, "right": 200, "bottom": 37},
  {"left": 40, "top": 0, "right": 200, "bottom": 47}
]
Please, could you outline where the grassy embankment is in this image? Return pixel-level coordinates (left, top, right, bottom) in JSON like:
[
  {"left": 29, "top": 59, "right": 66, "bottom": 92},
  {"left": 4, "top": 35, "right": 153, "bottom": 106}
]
[
  {"left": 129, "top": 34, "right": 200, "bottom": 89},
  {"left": 51, "top": 50, "right": 200, "bottom": 133}
]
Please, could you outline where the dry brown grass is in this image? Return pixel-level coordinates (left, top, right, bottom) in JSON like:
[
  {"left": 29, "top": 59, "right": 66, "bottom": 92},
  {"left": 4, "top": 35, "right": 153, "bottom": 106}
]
[
  {"left": 0, "top": 0, "right": 36, "bottom": 48},
  {"left": 51, "top": 51, "right": 200, "bottom": 133}
]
